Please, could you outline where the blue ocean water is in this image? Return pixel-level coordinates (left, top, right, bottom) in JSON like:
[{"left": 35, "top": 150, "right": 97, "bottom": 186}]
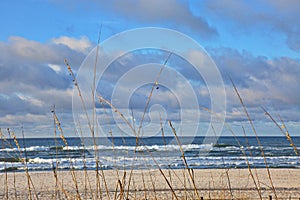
[{"left": 0, "top": 137, "right": 299, "bottom": 172}]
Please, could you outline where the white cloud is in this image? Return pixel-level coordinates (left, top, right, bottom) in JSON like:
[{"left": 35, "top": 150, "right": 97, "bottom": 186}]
[
  {"left": 16, "top": 93, "right": 44, "bottom": 107},
  {"left": 0, "top": 113, "right": 49, "bottom": 125},
  {"left": 48, "top": 64, "right": 62, "bottom": 73},
  {"left": 52, "top": 36, "right": 92, "bottom": 53},
  {"left": 0, "top": 35, "right": 88, "bottom": 132}
]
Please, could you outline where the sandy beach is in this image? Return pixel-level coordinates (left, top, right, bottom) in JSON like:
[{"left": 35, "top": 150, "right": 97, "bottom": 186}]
[{"left": 1, "top": 168, "right": 299, "bottom": 199}]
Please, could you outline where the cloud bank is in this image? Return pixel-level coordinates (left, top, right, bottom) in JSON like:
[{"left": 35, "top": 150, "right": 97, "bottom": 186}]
[{"left": 1, "top": 0, "right": 299, "bottom": 136}]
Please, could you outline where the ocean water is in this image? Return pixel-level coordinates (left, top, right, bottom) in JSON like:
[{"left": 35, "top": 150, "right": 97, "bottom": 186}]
[{"left": 0, "top": 136, "right": 299, "bottom": 172}]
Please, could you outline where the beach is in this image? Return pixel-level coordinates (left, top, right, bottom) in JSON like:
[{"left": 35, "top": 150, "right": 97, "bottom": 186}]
[
  {"left": 1, "top": 168, "right": 299, "bottom": 199},
  {"left": 1, "top": 137, "right": 299, "bottom": 199}
]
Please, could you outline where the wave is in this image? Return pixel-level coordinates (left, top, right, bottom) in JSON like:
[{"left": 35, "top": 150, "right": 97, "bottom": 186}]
[
  {"left": 0, "top": 143, "right": 214, "bottom": 152},
  {"left": 0, "top": 143, "right": 296, "bottom": 156},
  {"left": 1, "top": 155, "right": 297, "bottom": 172},
  {"left": 0, "top": 146, "right": 50, "bottom": 152}
]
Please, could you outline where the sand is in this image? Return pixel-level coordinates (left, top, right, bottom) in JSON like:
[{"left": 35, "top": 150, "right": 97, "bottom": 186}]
[{"left": 1, "top": 168, "right": 299, "bottom": 199}]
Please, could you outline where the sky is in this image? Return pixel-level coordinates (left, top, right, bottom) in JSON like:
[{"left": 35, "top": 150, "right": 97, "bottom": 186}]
[{"left": 0, "top": 0, "right": 299, "bottom": 138}]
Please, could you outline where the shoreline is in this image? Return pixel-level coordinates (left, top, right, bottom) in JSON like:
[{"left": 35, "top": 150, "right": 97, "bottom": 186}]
[
  {"left": 1, "top": 166, "right": 300, "bottom": 173},
  {"left": 1, "top": 168, "right": 299, "bottom": 199}
]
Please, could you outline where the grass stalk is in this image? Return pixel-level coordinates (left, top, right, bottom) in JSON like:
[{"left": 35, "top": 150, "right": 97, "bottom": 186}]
[
  {"left": 279, "top": 116, "right": 299, "bottom": 157},
  {"left": 66, "top": 58, "right": 113, "bottom": 199},
  {"left": 199, "top": 105, "right": 263, "bottom": 199},
  {"left": 52, "top": 109, "right": 82, "bottom": 200},
  {"left": 147, "top": 151, "right": 179, "bottom": 200},
  {"left": 159, "top": 114, "right": 175, "bottom": 199},
  {"left": 7, "top": 128, "right": 33, "bottom": 200},
  {"left": 129, "top": 53, "right": 172, "bottom": 197},
  {"left": 262, "top": 108, "right": 299, "bottom": 157},
  {"left": 21, "top": 127, "right": 40, "bottom": 200},
  {"left": 76, "top": 117, "right": 96, "bottom": 200},
  {"left": 95, "top": 160, "right": 102, "bottom": 199},
  {"left": 230, "top": 79, "right": 278, "bottom": 199},
  {"left": 137, "top": 52, "right": 172, "bottom": 137},
  {"left": 92, "top": 25, "right": 112, "bottom": 200},
  {"left": 96, "top": 54, "right": 172, "bottom": 199},
  {"left": 81, "top": 136, "right": 94, "bottom": 199},
  {"left": 118, "top": 171, "right": 126, "bottom": 200},
  {"left": 97, "top": 95, "right": 135, "bottom": 199},
  {"left": 241, "top": 125, "right": 263, "bottom": 199},
  {"left": 113, "top": 179, "right": 119, "bottom": 200},
  {"left": 52, "top": 105, "right": 61, "bottom": 199},
  {"left": 169, "top": 120, "right": 201, "bottom": 200},
  {"left": 211, "top": 124, "right": 234, "bottom": 199},
  {"left": 183, "top": 168, "right": 188, "bottom": 200},
  {"left": 141, "top": 170, "right": 147, "bottom": 200}
]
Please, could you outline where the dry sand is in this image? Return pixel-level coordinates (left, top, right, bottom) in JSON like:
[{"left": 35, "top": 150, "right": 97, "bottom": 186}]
[{"left": 1, "top": 168, "right": 299, "bottom": 199}]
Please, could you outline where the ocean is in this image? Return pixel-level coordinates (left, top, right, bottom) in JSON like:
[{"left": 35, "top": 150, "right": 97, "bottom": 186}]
[{"left": 0, "top": 136, "right": 299, "bottom": 172}]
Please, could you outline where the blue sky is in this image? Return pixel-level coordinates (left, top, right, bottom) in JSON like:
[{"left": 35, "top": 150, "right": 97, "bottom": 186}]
[{"left": 0, "top": 0, "right": 299, "bottom": 137}]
